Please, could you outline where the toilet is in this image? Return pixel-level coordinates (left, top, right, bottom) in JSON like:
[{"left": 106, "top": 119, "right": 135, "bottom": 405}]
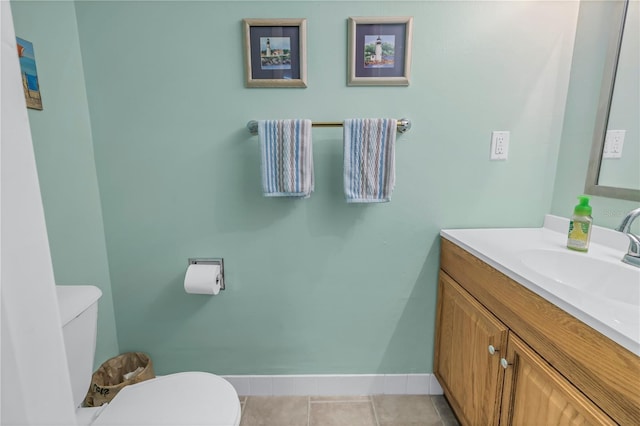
[{"left": 57, "top": 285, "right": 241, "bottom": 426}]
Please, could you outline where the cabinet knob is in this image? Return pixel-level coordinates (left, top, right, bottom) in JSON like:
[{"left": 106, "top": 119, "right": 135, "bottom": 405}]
[
  {"left": 500, "top": 358, "right": 510, "bottom": 369},
  {"left": 488, "top": 345, "right": 499, "bottom": 355}
]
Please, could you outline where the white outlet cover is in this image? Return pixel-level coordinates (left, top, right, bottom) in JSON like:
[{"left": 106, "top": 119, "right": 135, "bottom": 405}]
[
  {"left": 490, "top": 131, "right": 510, "bottom": 160},
  {"left": 603, "top": 130, "right": 625, "bottom": 159}
]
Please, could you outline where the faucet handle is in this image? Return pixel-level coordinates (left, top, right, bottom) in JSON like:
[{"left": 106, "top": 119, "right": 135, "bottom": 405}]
[{"left": 626, "top": 234, "right": 640, "bottom": 257}]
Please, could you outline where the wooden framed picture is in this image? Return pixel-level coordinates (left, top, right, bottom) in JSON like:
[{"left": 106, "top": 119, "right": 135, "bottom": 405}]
[
  {"left": 348, "top": 16, "right": 413, "bottom": 86},
  {"left": 243, "top": 18, "right": 307, "bottom": 88}
]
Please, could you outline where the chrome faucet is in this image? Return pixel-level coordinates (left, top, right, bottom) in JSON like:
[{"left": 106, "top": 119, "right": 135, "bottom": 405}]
[{"left": 616, "top": 207, "right": 640, "bottom": 267}]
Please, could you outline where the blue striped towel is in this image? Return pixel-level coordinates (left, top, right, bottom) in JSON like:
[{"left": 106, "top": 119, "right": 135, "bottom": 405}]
[
  {"left": 343, "top": 118, "right": 397, "bottom": 203},
  {"left": 258, "top": 119, "right": 314, "bottom": 198}
]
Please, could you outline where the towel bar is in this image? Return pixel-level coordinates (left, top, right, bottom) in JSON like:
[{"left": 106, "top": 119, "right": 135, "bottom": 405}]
[{"left": 246, "top": 118, "right": 411, "bottom": 135}]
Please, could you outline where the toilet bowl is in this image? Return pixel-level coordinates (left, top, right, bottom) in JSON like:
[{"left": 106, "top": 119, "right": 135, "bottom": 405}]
[
  {"left": 57, "top": 285, "right": 240, "bottom": 426},
  {"left": 76, "top": 373, "right": 241, "bottom": 425}
]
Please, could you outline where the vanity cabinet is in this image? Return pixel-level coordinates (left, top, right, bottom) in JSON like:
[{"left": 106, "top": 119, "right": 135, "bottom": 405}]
[
  {"left": 500, "top": 333, "right": 614, "bottom": 425},
  {"left": 434, "top": 272, "right": 507, "bottom": 425},
  {"left": 435, "top": 238, "right": 640, "bottom": 425}
]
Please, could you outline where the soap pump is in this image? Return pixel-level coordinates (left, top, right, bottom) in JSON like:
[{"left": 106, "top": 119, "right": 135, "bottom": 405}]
[{"left": 567, "top": 195, "right": 593, "bottom": 252}]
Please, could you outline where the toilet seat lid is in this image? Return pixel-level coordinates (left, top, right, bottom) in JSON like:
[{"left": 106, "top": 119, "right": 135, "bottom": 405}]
[{"left": 91, "top": 372, "right": 240, "bottom": 426}]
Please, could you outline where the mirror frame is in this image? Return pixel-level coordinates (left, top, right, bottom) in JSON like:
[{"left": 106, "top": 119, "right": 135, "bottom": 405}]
[{"left": 585, "top": 0, "right": 640, "bottom": 201}]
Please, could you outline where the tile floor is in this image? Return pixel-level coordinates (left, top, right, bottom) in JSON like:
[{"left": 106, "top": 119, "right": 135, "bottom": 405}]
[{"left": 239, "top": 394, "right": 460, "bottom": 426}]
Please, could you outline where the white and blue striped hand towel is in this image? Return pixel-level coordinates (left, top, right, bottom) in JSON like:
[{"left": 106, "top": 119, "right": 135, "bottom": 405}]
[
  {"left": 258, "top": 119, "right": 314, "bottom": 198},
  {"left": 343, "top": 118, "right": 397, "bottom": 203}
]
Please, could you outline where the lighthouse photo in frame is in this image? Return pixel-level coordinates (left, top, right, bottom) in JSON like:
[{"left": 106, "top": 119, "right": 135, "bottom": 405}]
[
  {"left": 348, "top": 17, "right": 413, "bottom": 86},
  {"left": 243, "top": 18, "right": 307, "bottom": 88}
]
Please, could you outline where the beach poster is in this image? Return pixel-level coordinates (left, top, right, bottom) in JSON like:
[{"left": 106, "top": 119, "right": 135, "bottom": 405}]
[{"left": 16, "top": 37, "right": 43, "bottom": 110}]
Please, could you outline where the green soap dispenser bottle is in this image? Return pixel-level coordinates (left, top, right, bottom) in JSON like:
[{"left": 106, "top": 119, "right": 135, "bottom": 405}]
[{"left": 567, "top": 195, "right": 593, "bottom": 252}]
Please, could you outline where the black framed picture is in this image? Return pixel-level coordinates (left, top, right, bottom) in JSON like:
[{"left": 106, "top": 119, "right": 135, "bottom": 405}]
[
  {"left": 348, "top": 17, "right": 413, "bottom": 86},
  {"left": 243, "top": 18, "right": 307, "bottom": 88}
]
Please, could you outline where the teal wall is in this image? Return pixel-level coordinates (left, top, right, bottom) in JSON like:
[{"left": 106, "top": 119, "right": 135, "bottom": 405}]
[
  {"left": 11, "top": 0, "right": 639, "bottom": 378},
  {"left": 551, "top": 0, "right": 640, "bottom": 229},
  {"left": 10, "top": 0, "right": 119, "bottom": 368},
  {"left": 74, "top": 0, "right": 578, "bottom": 375}
]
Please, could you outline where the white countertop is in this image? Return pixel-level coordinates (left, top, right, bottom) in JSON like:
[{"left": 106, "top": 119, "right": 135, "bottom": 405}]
[{"left": 441, "top": 215, "right": 640, "bottom": 356}]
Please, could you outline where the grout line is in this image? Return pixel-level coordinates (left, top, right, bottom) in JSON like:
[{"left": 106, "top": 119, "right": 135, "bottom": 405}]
[
  {"left": 370, "top": 395, "right": 381, "bottom": 426},
  {"left": 240, "top": 396, "right": 247, "bottom": 424},
  {"left": 430, "top": 395, "right": 441, "bottom": 418},
  {"left": 310, "top": 397, "right": 373, "bottom": 403},
  {"left": 240, "top": 394, "right": 452, "bottom": 426}
]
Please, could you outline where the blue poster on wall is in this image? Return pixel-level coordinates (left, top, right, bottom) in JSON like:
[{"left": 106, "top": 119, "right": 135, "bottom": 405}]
[{"left": 16, "top": 37, "right": 43, "bottom": 110}]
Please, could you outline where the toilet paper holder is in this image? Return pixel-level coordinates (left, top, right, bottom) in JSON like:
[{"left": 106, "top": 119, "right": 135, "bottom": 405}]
[{"left": 187, "top": 258, "right": 225, "bottom": 291}]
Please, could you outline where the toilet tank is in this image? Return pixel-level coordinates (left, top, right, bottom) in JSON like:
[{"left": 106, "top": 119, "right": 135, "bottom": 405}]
[{"left": 56, "top": 285, "right": 102, "bottom": 409}]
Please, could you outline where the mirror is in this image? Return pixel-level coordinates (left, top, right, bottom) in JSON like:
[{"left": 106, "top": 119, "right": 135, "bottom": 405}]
[{"left": 585, "top": 0, "right": 640, "bottom": 201}]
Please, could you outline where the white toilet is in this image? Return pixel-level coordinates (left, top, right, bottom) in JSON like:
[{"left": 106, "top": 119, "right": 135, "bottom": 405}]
[{"left": 57, "top": 285, "right": 241, "bottom": 426}]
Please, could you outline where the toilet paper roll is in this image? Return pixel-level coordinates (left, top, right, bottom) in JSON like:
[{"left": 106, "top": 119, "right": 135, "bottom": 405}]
[{"left": 184, "top": 264, "right": 222, "bottom": 295}]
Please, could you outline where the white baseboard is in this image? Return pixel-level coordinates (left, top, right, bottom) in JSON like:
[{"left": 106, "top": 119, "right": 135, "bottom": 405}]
[{"left": 222, "top": 374, "right": 443, "bottom": 397}]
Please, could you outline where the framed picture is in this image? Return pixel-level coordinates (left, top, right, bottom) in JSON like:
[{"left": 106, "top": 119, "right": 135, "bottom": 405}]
[
  {"left": 348, "top": 17, "right": 413, "bottom": 86},
  {"left": 16, "top": 37, "right": 43, "bottom": 110},
  {"left": 243, "top": 18, "right": 307, "bottom": 88}
]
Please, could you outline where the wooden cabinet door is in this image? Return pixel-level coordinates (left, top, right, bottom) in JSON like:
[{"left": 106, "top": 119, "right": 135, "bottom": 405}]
[
  {"left": 500, "top": 333, "right": 616, "bottom": 426},
  {"left": 434, "top": 271, "right": 509, "bottom": 426}
]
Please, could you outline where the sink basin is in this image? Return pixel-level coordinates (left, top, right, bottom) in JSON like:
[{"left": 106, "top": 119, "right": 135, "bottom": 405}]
[{"left": 520, "top": 249, "right": 640, "bottom": 306}]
